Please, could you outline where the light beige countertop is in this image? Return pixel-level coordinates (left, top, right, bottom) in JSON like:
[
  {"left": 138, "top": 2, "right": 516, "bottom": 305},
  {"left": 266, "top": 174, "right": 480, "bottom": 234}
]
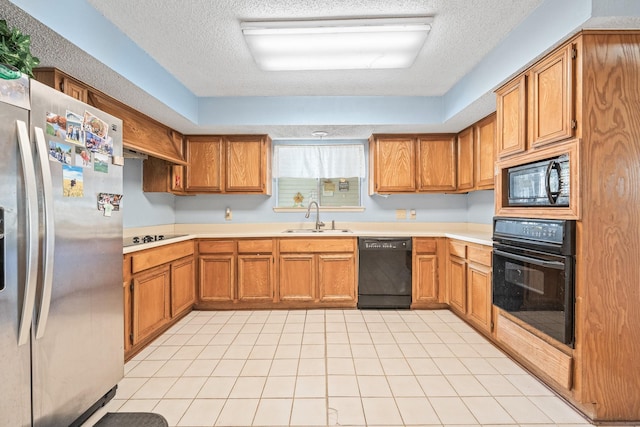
[{"left": 123, "top": 222, "right": 492, "bottom": 254}]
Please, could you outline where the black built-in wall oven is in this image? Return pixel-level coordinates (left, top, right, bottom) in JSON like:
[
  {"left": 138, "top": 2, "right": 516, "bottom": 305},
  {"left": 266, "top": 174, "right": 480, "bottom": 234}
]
[{"left": 492, "top": 217, "right": 576, "bottom": 347}]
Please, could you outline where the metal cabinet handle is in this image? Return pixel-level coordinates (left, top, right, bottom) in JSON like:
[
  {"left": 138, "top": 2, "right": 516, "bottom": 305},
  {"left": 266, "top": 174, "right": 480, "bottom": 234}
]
[
  {"left": 34, "top": 127, "right": 55, "bottom": 339},
  {"left": 16, "top": 121, "right": 38, "bottom": 346}
]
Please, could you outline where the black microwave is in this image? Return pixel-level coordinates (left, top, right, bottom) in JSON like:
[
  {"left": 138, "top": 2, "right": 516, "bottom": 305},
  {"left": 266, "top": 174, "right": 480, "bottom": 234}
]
[{"left": 507, "top": 154, "right": 570, "bottom": 207}]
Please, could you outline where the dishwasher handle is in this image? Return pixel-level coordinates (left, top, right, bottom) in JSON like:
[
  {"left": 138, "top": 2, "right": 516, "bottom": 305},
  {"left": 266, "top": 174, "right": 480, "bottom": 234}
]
[{"left": 358, "top": 237, "right": 412, "bottom": 251}]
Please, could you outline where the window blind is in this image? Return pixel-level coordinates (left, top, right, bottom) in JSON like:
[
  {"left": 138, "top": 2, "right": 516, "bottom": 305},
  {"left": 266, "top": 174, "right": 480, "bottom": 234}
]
[{"left": 273, "top": 144, "right": 365, "bottom": 178}]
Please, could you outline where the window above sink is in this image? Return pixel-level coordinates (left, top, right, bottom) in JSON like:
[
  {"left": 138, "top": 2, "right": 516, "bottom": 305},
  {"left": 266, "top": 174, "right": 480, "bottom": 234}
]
[{"left": 273, "top": 143, "right": 365, "bottom": 211}]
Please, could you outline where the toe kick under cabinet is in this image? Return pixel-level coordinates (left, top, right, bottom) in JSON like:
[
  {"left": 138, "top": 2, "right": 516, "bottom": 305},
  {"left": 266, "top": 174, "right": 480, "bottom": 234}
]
[{"left": 123, "top": 240, "right": 195, "bottom": 360}]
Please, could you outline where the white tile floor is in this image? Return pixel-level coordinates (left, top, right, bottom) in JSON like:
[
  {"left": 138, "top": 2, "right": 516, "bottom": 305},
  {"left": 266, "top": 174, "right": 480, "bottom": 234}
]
[{"left": 84, "top": 309, "right": 593, "bottom": 427}]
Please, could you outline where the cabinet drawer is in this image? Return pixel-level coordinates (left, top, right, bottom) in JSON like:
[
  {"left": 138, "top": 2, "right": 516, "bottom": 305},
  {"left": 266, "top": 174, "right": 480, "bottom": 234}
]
[
  {"left": 199, "top": 240, "right": 236, "bottom": 254},
  {"left": 279, "top": 238, "right": 356, "bottom": 253},
  {"left": 414, "top": 238, "right": 437, "bottom": 254},
  {"left": 448, "top": 241, "right": 466, "bottom": 258},
  {"left": 132, "top": 241, "right": 194, "bottom": 274},
  {"left": 467, "top": 245, "right": 492, "bottom": 267},
  {"left": 238, "top": 239, "right": 273, "bottom": 254}
]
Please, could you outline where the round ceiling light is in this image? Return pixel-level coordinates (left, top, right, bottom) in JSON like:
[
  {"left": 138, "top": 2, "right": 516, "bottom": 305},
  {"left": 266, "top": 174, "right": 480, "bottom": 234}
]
[{"left": 311, "top": 131, "right": 328, "bottom": 138}]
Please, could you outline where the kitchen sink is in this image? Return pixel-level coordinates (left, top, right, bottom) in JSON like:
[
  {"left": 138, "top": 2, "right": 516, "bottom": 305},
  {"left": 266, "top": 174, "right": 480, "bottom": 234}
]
[{"left": 283, "top": 228, "right": 352, "bottom": 233}]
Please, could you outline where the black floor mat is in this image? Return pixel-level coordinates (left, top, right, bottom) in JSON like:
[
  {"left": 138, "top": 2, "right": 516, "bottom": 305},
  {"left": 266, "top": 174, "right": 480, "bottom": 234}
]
[{"left": 93, "top": 412, "right": 168, "bottom": 427}]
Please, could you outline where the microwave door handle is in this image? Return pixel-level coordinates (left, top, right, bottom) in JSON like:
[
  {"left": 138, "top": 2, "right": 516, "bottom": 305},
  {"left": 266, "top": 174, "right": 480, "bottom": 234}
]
[
  {"left": 493, "top": 248, "right": 566, "bottom": 270},
  {"left": 545, "top": 160, "right": 562, "bottom": 204}
]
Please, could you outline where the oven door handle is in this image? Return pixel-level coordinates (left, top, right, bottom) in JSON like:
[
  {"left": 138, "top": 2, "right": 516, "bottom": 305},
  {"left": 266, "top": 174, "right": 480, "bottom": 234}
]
[{"left": 493, "top": 249, "right": 565, "bottom": 270}]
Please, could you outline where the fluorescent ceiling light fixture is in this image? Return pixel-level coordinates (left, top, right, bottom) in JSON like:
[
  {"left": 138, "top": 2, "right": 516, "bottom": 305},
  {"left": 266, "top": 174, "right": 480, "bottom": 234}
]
[{"left": 241, "top": 17, "right": 433, "bottom": 71}]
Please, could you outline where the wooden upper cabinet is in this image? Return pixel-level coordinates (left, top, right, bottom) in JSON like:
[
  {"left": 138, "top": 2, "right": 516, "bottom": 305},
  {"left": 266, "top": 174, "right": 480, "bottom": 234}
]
[
  {"left": 185, "top": 136, "right": 224, "bottom": 192},
  {"left": 474, "top": 113, "right": 496, "bottom": 190},
  {"left": 34, "top": 67, "right": 186, "bottom": 165},
  {"left": 33, "top": 68, "right": 88, "bottom": 102},
  {"left": 87, "top": 90, "right": 187, "bottom": 165},
  {"left": 456, "top": 127, "right": 474, "bottom": 192},
  {"left": 369, "top": 135, "right": 416, "bottom": 193},
  {"left": 529, "top": 43, "right": 575, "bottom": 148},
  {"left": 225, "top": 135, "right": 272, "bottom": 194},
  {"left": 496, "top": 74, "right": 527, "bottom": 159},
  {"left": 184, "top": 135, "right": 271, "bottom": 194},
  {"left": 417, "top": 135, "right": 457, "bottom": 192}
]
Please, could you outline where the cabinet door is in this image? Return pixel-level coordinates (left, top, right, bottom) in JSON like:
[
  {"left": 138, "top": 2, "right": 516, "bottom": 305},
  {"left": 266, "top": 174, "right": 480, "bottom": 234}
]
[
  {"left": 529, "top": 44, "right": 574, "bottom": 148},
  {"left": 61, "top": 77, "right": 88, "bottom": 102},
  {"left": 417, "top": 135, "right": 457, "bottom": 191},
  {"left": 414, "top": 254, "right": 439, "bottom": 303},
  {"left": 199, "top": 255, "right": 235, "bottom": 301},
  {"left": 496, "top": 74, "right": 527, "bottom": 158},
  {"left": 225, "top": 136, "right": 270, "bottom": 194},
  {"left": 279, "top": 254, "right": 315, "bottom": 301},
  {"left": 467, "top": 263, "right": 492, "bottom": 334},
  {"left": 185, "top": 136, "right": 224, "bottom": 192},
  {"left": 132, "top": 265, "right": 170, "bottom": 345},
  {"left": 238, "top": 255, "right": 274, "bottom": 301},
  {"left": 475, "top": 113, "right": 496, "bottom": 189},
  {"left": 448, "top": 256, "right": 467, "bottom": 314},
  {"left": 171, "top": 256, "right": 195, "bottom": 317},
  {"left": 123, "top": 281, "right": 131, "bottom": 353},
  {"left": 318, "top": 253, "right": 356, "bottom": 302},
  {"left": 457, "top": 127, "right": 474, "bottom": 191},
  {"left": 370, "top": 136, "right": 416, "bottom": 193}
]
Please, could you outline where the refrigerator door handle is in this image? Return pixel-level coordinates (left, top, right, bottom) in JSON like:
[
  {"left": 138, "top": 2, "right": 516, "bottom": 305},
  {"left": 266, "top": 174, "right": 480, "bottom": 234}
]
[
  {"left": 34, "top": 127, "right": 55, "bottom": 339},
  {"left": 16, "top": 120, "right": 39, "bottom": 346}
]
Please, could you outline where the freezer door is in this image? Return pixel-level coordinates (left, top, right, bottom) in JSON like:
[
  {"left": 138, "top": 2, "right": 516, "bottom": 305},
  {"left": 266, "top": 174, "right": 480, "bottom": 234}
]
[
  {"left": 0, "top": 104, "right": 32, "bottom": 427},
  {"left": 28, "top": 80, "right": 124, "bottom": 426}
]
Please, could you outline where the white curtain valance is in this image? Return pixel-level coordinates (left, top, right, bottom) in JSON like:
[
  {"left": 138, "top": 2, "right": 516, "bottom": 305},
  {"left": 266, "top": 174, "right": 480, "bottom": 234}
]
[{"left": 274, "top": 144, "right": 365, "bottom": 178}]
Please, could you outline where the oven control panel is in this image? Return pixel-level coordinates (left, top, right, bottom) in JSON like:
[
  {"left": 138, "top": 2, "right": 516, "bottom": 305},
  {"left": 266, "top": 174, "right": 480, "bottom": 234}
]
[{"left": 494, "top": 218, "right": 565, "bottom": 244}]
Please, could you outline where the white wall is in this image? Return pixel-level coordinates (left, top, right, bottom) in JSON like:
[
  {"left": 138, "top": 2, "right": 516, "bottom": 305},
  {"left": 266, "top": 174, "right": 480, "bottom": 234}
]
[
  {"left": 122, "top": 158, "right": 176, "bottom": 228},
  {"left": 122, "top": 156, "right": 496, "bottom": 228}
]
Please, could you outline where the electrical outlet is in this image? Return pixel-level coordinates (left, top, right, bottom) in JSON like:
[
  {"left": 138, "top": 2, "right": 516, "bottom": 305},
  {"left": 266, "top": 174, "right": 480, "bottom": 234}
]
[
  {"left": 395, "top": 209, "right": 407, "bottom": 220},
  {"left": 225, "top": 207, "right": 232, "bottom": 221},
  {"left": 410, "top": 209, "right": 416, "bottom": 220}
]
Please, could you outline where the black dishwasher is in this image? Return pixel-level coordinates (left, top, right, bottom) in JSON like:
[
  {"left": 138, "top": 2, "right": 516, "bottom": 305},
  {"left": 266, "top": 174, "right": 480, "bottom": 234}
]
[{"left": 357, "top": 237, "right": 412, "bottom": 309}]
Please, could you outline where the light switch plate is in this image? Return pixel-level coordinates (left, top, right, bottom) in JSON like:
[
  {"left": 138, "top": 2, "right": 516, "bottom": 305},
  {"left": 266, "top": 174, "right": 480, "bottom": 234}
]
[
  {"left": 410, "top": 209, "right": 416, "bottom": 220},
  {"left": 395, "top": 209, "right": 407, "bottom": 220}
]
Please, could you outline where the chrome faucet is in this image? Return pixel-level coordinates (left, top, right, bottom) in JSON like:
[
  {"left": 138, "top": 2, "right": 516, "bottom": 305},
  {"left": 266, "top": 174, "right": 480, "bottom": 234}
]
[{"left": 305, "top": 201, "right": 325, "bottom": 230}]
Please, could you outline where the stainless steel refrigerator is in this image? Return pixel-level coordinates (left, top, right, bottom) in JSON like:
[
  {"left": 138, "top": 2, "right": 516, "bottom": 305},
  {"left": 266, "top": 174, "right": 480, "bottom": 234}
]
[{"left": 0, "top": 79, "right": 124, "bottom": 426}]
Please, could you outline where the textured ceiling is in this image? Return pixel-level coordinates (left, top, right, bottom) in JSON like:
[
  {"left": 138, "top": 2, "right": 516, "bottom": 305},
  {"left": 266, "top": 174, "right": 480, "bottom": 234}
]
[
  {"left": 85, "top": 0, "right": 544, "bottom": 97},
  {"left": 8, "top": 1, "right": 639, "bottom": 139}
]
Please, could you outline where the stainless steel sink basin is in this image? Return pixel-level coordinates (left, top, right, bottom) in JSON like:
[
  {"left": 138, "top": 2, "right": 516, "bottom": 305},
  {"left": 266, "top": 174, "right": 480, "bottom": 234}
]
[{"left": 283, "top": 229, "right": 352, "bottom": 233}]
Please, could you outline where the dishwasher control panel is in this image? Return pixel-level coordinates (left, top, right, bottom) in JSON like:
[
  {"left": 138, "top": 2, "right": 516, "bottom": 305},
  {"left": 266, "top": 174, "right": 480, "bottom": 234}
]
[{"left": 358, "top": 237, "right": 412, "bottom": 251}]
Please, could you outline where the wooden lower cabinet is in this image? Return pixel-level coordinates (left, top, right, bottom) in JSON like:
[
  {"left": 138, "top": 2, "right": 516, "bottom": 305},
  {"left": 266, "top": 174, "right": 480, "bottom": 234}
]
[
  {"left": 447, "top": 240, "right": 493, "bottom": 335},
  {"left": 171, "top": 256, "right": 195, "bottom": 317},
  {"left": 124, "top": 240, "right": 195, "bottom": 360},
  {"left": 199, "top": 255, "right": 235, "bottom": 302},
  {"left": 318, "top": 253, "right": 356, "bottom": 302},
  {"left": 412, "top": 237, "right": 447, "bottom": 308},
  {"left": 466, "top": 261, "right": 492, "bottom": 333},
  {"left": 132, "top": 264, "right": 171, "bottom": 346},
  {"left": 448, "top": 255, "right": 467, "bottom": 314},
  {"left": 279, "top": 254, "right": 316, "bottom": 301},
  {"left": 278, "top": 238, "right": 357, "bottom": 307},
  {"left": 237, "top": 255, "right": 274, "bottom": 301}
]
